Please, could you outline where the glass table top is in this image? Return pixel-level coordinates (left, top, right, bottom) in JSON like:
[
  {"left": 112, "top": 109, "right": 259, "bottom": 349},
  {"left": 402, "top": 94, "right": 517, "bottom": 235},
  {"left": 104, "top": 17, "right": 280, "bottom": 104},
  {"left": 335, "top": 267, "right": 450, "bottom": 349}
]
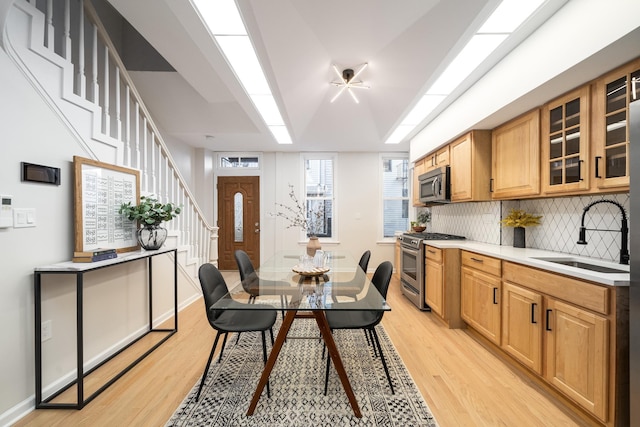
[{"left": 211, "top": 250, "right": 391, "bottom": 312}]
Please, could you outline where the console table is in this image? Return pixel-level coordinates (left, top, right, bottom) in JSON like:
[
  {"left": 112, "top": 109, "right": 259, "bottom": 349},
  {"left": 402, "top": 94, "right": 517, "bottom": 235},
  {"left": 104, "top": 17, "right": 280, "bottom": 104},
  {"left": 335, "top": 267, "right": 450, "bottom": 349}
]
[{"left": 34, "top": 248, "right": 178, "bottom": 409}]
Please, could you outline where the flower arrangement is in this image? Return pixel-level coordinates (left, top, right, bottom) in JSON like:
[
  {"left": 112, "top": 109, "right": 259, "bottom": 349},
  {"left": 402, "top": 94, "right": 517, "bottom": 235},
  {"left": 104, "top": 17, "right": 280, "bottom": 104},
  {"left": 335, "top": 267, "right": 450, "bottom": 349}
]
[
  {"left": 274, "top": 185, "right": 324, "bottom": 236},
  {"left": 119, "top": 195, "right": 181, "bottom": 226},
  {"left": 500, "top": 209, "right": 542, "bottom": 228}
]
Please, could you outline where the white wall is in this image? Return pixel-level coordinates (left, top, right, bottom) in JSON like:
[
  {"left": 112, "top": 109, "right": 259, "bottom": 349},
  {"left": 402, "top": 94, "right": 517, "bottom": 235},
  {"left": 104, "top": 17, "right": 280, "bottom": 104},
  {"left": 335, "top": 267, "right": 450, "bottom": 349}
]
[{"left": 0, "top": 45, "right": 188, "bottom": 425}]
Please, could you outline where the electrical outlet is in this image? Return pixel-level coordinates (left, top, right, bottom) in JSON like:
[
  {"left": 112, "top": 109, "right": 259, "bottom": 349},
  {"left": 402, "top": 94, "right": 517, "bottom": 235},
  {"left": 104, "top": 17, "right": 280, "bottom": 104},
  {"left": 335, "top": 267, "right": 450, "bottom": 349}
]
[{"left": 41, "top": 320, "right": 52, "bottom": 341}]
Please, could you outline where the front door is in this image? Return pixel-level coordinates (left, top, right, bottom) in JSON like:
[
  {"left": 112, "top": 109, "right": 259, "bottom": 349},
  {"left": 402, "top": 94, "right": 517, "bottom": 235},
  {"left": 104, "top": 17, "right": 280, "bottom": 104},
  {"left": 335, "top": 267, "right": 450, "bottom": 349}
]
[{"left": 217, "top": 176, "right": 260, "bottom": 270}]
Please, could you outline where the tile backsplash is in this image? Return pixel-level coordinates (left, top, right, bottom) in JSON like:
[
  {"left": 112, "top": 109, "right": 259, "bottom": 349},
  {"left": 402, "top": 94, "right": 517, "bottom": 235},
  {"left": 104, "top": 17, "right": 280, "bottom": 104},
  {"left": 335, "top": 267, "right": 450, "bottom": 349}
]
[{"left": 429, "top": 193, "right": 630, "bottom": 263}]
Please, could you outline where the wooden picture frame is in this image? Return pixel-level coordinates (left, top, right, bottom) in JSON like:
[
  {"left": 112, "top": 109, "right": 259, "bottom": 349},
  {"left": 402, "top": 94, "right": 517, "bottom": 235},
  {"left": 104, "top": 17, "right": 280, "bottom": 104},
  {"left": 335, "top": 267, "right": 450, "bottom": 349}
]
[{"left": 73, "top": 156, "right": 140, "bottom": 255}]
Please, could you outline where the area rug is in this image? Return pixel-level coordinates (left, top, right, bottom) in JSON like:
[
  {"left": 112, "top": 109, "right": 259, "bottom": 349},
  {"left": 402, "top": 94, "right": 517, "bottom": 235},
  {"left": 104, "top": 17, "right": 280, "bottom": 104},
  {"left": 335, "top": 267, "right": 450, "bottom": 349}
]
[{"left": 166, "top": 318, "right": 438, "bottom": 426}]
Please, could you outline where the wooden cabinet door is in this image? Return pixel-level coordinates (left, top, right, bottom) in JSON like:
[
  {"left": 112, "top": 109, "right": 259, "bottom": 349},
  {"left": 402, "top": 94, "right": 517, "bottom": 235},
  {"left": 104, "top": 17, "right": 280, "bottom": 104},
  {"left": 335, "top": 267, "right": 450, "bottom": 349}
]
[
  {"left": 541, "top": 86, "right": 591, "bottom": 194},
  {"left": 544, "top": 298, "right": 609, "bottom": 421},
  {"left": 591, "top": 58, "right": 639, "bottom": 191},
  {"left": 425, "top": 258, "right": 443, "bottom": 316},
  {"left": 491, "top": 110, "right": 540, "bottom": 199},
  {"left": 450, "top": 134, "right": 473, "bottom": 201},
  {"left": 412, "top": 158, "right": 428, "bottom": 206},
  {"left": 461, "top": 266, "right": 501, "bottom": 345},
  {"left": 501, "top": 282, "right": 543, "bottom": 374},
  {"left": 434, "top": 146, "right": 450, "bottom": 168}
]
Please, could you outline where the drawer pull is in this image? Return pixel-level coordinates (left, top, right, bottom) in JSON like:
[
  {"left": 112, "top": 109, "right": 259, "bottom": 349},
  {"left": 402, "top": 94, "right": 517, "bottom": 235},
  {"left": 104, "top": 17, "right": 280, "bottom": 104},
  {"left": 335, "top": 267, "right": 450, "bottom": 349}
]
[
  {"left": 493, "top": 288, "right": 498, "bottom": 305},
  {"left": 427, "top": 250, "right": 437, "bottom": 254},
  {"left": 470, "top": 257, "right": 484, "bottom": 263},
  {"left": 545, "top": 309, "right": 552, "bottom": 331},
  {"left": 531, "top": 303, "right": 537, "bottom": 324}
]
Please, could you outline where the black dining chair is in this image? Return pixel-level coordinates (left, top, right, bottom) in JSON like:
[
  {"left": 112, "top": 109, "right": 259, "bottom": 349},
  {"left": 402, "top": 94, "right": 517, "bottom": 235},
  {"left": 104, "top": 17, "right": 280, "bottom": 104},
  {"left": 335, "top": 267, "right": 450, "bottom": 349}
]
[
  {"left": 195, "top": 263, "right": 277, "bottom": 402},
  {"left": 338, "top": 250, "right": 371, "bottom": 301},
  {"left": 234, "top": 249, "right": 289, "bottom": 317},
  {"left": 323, "top": 260, "right": 394, "bottom": 395}
]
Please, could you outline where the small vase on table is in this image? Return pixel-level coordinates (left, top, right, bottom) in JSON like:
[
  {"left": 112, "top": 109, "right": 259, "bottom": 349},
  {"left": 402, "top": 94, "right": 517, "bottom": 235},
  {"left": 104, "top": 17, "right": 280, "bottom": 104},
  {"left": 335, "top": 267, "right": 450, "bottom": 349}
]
[
  {"left": 307, "top": 235, "right": 321, "bottom": 256},
  {"left": 513, "top": 227, "right": 525, "bottom": 248}
]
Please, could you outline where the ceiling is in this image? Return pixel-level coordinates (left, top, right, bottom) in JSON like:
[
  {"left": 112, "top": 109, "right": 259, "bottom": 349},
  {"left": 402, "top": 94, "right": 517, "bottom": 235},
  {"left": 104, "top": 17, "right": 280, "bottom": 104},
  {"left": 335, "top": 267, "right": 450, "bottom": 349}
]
[{"left": 102, "top": 0, "right": 634, "bottom": 154}]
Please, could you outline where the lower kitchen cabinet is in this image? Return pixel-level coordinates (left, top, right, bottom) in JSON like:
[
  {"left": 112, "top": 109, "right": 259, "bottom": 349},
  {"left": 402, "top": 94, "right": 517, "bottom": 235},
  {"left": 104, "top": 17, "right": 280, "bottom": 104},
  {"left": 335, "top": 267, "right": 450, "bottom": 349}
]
[
  {"left": 501, "top": 282, "right": 543, "bottom": 374},
  {"left": 394, "top": 237, "right": 401, "bottom": 280},
  {"left": 460, "top": 251, "right": 501, "bottom": 344},
  {"left": 501, "top": 261, "right": 627, "bottom": 427},
  {"left": 425, "top": 246, "right": 462, "bottom": 328},
  {"left": 545, "top": 298, "right": 609, "bottom": 422}
]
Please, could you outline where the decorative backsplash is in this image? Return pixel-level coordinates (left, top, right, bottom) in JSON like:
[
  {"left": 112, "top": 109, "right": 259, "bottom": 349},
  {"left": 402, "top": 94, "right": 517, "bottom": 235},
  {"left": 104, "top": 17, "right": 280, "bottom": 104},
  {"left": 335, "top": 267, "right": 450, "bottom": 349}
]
[{"left": 429, "top": 193, "right": 630, "bottom": 263}]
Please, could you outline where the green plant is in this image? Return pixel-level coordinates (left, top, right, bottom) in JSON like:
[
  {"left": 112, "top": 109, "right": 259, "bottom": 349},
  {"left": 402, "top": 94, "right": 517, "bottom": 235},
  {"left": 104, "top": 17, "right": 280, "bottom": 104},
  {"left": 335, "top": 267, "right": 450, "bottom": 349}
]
[
  {"left": 416, "top": 210, "right": 431, "bottom": 225},
  {"left": 500, "top": 209, "right": 542, "bottom": 228},
  {"left": 119, "top": 196, "right": 181, "bottom": 226}
]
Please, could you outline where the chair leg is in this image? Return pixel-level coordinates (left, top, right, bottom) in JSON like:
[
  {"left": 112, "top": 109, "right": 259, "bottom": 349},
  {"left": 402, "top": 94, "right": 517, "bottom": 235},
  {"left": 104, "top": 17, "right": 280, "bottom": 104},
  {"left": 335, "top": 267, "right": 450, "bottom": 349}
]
[
  {"left": 269, "top": 327, "right": 274, "bottom": 346},
  {"left": 261, "top": 331, "right": 271, "bottom": 398},
  {"left": 218, "top": 332, "right": 229, "bottom": 363},
  {"left": 235, "top": 332, "right": 241, "bottom": 344},
  {"left": 364, "top": 329, "right": 371, "bottom": 346},
  {"left": 195, "top": 331, "right": 222, "bottom": 402},
  {"left": 324, "top": 341, "right": 332, "bottom": 395},
  {"left": 371, "top": 327, "right": 394, "bottom": 394},
  {"left": 369, "top": 329, "right": 379, "bottom": 357}
]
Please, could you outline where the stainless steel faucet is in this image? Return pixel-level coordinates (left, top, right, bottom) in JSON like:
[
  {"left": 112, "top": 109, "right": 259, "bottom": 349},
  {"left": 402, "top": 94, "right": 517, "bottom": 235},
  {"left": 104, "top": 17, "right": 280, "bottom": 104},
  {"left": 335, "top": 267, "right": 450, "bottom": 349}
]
[{"left": 577, "top": 199, "right": 629, "bottom": 265}]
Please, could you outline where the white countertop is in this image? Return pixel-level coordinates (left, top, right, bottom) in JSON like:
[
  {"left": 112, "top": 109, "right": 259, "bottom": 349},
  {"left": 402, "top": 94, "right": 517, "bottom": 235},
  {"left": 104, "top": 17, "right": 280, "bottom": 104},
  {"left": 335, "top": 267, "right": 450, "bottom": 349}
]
[{"left": 422, "top": 240, "right": 630, "bottom": 287}]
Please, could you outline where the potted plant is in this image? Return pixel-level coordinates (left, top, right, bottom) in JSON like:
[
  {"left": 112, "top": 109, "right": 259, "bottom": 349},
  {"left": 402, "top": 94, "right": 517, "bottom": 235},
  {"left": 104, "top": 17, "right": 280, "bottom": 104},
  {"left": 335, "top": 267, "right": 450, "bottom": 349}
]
[
  {"left": 500, "top": 208, "right": 542, "bottom": 248},
  {"left": 411, "top": 209, "right": 431, "bottom": 232},
  {"left": 119, "top": 196, "right": 181, "bottom": 250}
]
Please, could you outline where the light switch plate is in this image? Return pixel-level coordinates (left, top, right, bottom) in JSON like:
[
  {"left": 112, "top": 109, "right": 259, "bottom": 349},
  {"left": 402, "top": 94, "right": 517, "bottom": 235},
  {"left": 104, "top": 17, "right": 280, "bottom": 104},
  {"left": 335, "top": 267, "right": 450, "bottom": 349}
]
[{"left": 13, "top": 208, "right": 36, "bottom": 228}]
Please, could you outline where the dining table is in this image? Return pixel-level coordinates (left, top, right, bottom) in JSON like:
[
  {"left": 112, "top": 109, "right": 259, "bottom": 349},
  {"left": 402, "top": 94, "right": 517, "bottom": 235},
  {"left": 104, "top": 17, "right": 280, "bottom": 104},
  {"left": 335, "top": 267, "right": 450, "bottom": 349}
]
[{"left": 210, "top": 250, "right": 391, "bottom": 418}]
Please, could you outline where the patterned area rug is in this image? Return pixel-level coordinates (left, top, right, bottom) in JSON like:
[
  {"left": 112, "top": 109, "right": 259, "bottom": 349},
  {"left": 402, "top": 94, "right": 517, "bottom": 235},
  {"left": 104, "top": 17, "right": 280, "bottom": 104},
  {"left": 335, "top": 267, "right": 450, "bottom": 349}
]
[{"left": 166, "top": 318, "right": 438, "bottom": 426}]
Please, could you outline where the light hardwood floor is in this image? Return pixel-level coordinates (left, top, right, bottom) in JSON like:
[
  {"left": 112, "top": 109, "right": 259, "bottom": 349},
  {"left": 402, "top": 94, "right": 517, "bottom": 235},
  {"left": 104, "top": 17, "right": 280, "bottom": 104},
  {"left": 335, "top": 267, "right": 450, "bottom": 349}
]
[{"left": 14, "top": 273, "right": 583, "bottom": 427}]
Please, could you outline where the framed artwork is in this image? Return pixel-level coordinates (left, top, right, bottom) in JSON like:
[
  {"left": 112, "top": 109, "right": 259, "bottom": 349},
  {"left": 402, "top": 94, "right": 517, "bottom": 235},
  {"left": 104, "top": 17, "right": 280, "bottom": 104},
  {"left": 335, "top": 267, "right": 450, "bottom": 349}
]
[{"left": 73, "top": 156, "right": 140, "bottom": 255}]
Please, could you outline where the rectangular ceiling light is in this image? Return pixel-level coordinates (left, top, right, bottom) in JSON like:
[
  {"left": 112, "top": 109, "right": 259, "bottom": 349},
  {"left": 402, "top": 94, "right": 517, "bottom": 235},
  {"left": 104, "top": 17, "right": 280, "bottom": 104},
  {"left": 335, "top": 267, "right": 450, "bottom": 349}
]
[
  {"left": 192, "top": 0, "right": 293, "bottom": 144},
  {"left": 384, "top": 0, "right": 545, "bottom": 144}
]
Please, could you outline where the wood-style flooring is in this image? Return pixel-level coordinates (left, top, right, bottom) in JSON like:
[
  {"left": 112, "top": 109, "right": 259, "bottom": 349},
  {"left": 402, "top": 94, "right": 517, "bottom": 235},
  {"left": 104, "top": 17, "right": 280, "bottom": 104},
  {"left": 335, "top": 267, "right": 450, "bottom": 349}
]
[{"left": 14, "top": 273, "right": 582, "bottom": 427}]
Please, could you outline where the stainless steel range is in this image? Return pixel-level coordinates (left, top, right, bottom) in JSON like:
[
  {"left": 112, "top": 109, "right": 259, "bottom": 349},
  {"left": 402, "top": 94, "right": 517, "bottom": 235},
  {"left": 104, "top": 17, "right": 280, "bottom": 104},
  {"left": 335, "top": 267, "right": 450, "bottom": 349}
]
[{"left": 399, "top": 232, "right": 465, "bottom": 310}]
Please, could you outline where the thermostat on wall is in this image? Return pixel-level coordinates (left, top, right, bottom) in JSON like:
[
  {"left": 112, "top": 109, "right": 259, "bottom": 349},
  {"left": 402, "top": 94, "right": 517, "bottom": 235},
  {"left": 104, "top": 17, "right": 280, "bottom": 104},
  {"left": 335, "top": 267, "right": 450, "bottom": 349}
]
[
  {"left": 0, "top": 195, "right": 12, "bottom": 228},
  {"left": 21, "top": 162, "right": 60, "bottom": 185}
]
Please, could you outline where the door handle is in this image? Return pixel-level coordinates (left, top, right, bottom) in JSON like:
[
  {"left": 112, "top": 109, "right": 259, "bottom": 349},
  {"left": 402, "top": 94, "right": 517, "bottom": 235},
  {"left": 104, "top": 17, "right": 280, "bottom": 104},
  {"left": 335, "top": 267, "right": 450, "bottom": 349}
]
[
  {"left": 531, "top": 303, "right": 537, "bottom": 324},
  {"left": 545, "top": 309, "right": 552, "bottom": 331},
  {"left": 595, "top": 156, "right": 602, "bottom": 178},
  {"left": 493, "top": 288, "right": 498, "bottom": 305}
]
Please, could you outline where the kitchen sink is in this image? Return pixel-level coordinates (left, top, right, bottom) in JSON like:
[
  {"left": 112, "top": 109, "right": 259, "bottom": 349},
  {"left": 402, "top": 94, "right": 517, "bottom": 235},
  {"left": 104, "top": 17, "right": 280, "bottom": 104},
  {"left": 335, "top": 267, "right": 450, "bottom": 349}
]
[{"left": 531, "top": 257, "right": 629, "bottom": 274}]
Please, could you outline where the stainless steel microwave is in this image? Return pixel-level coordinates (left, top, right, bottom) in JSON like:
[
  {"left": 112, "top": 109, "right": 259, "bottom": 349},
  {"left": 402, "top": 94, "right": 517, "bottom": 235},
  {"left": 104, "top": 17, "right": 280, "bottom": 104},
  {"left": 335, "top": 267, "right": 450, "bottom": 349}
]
[{"left": 418, "top": 166, "right": 451, "bottom": 204}]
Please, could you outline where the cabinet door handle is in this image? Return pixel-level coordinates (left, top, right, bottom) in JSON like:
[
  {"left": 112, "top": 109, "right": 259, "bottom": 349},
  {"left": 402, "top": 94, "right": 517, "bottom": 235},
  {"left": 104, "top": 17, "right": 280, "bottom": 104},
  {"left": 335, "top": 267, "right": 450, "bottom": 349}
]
[
  {"left": 470, "top": 257, "right": 484, "bottom": 263},
  {"left": 427, "top": 249, "right": 437, "bottom": 254},
  {"left": 493, "top": 288, "right": 498, "bottom": 305},
  {"left": 595, "top": 156, "right": 602, "bottom": 178},
  {"left": 545, "top": 309, "right": 552, "bottom": 331},
  {"left": 531, "top": 303, "right": 537, "bottom": 324},
  {"left": 489, "top": 178, "right": 494, "bottom": 193},
  {"left": 578, "top": 159, "right": 584, "bottom": 181}
]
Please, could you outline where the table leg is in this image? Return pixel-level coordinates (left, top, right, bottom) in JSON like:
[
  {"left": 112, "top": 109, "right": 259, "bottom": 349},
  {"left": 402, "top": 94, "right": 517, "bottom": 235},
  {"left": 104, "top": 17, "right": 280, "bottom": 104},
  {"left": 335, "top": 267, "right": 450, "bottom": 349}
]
[
  {"left": 313, "top": 311, "right": 362, "bottom": 418},
  {"left": 246, "top": 310, "right": 296, "bottom": 415}
]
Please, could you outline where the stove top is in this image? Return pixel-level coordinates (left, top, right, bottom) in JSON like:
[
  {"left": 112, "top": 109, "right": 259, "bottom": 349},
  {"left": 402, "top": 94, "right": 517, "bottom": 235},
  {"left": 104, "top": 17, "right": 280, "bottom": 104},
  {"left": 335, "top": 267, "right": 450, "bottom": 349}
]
[{"left": 402, "top": 232, "right": 466, "bottom": 240}]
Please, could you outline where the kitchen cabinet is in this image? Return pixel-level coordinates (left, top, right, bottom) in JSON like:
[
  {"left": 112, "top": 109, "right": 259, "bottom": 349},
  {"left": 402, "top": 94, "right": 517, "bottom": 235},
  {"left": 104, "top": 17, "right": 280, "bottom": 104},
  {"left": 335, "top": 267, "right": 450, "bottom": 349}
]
[
  {"left": 412, "top": 157, "right": 429, "bottom": 206},
  {"left": 501, "top": 282, "right": 543, "bottom": 374},
  {"left": 591, "top": 57, "right": 640, "bottom": 191},
  {"left": 424, "top": 146, "right": 450, "bottom": 172},
  {"left": 425, "top": 246, "right": 462, "bottom": 328},
  {"left": 460, "top": 250, "right": 501, "bottom": 344},
  {"left": 502, "top": 261, "right": 626, "bottom": 426},
  {"left": 541, "top": 86, "right": 591, "bottom": 194},
  {"left": 394, "top": 238, "right": 401, "bottom": 280},
  {"left": 449, "top": 130, "right": 492, "bottom": 202},
  {"left": 491, "top": 110, "right": 540, "bottom": 199}
]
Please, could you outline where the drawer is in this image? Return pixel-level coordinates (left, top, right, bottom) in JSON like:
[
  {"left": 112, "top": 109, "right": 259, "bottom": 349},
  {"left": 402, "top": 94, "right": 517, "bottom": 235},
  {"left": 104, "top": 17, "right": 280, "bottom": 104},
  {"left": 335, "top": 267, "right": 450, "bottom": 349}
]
[
  {"left": 425, "top": 246, "right": 443, "bottom": 263},
  {"left": 462, "top": 251, "right": 501, "bottom": 277}
]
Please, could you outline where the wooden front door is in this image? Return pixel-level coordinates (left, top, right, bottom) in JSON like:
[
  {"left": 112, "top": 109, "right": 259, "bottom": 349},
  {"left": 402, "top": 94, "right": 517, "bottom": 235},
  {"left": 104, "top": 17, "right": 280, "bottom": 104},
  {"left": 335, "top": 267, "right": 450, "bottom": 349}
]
[{"left": 217, "top": 176, "right": 260, "bottom": 270}]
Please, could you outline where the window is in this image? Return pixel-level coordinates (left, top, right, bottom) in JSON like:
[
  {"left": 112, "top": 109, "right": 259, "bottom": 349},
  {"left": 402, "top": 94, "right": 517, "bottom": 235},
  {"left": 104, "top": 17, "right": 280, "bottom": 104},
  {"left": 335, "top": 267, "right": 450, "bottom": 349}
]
[
  {"left": 304, "top": 156, "right": 334, "bottom": 238},
  {"left": 382, "top": 156, "right": 409, "bottom": 237},
  {"left": 219, "top": 155, "right": 259, "bottom": 168}
]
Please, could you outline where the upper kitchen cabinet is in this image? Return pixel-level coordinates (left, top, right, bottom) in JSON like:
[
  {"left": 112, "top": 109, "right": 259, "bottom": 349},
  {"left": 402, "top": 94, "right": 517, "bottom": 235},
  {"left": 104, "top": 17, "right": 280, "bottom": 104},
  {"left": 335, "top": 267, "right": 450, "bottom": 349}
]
[
  {"left": 541, "top": 87, "right": 591, "bottom": 194},
  {"left": 591, "top": 57, "right": 640, "bottom": 191},
  {"left": 449, "top": 130, "right": 492, "bottom": 202},
  {"left": 491, "top": 110, "right": 540, "bottom": 199},
  {"left": 425, "top": 145, "right": 450, "bottom": 172},
  {"left": 412, "top": 157, "right": 429, "bottom": 206}
]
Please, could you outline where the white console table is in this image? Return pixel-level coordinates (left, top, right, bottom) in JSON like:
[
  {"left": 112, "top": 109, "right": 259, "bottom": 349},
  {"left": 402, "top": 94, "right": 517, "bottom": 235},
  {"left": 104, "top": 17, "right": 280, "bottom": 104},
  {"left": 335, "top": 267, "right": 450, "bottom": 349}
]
[{"left": 34, "top": 248, "right": 178, "bottom": 409}]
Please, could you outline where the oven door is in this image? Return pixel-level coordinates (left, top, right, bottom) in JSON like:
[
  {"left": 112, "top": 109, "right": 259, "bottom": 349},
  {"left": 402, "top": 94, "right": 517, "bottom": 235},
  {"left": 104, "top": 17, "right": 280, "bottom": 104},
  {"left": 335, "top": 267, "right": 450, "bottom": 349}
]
[{"left": 400, "top": 244, "right": 426, "bottom": 310}]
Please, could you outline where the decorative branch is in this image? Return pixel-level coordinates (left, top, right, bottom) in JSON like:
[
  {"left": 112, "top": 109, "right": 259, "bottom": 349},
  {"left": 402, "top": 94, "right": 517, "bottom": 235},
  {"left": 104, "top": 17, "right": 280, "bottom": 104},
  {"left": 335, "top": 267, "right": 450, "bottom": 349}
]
[{"left": 273, "top": 184, "right": 324, "bottom": 236}]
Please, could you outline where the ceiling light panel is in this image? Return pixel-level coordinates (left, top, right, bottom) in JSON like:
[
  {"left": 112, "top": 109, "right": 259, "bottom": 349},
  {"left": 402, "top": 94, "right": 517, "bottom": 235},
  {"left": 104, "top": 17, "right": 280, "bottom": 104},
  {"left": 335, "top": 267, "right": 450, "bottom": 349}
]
[
  {"left": 250, "top": 94, "right": 285, "bottom": 125},
  {"left": 214, "top": 36, "right": 271, "bottom": 94},
  {"left": 479, "top": 0, "right": 545, "bottom": 33},
  {"left": 192, "top": 0, "right": 246, "bottom": 35}
]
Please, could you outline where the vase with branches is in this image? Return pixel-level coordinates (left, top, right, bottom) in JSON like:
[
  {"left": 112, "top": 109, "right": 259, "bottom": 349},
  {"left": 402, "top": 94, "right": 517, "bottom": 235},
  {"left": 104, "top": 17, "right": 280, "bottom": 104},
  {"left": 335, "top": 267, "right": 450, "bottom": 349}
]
[
  {"left": 274, "top": 185, "right": 325, "bottom": 255},
  {"left": 500, "top": 209, "right": 542, "bottom": 248}
]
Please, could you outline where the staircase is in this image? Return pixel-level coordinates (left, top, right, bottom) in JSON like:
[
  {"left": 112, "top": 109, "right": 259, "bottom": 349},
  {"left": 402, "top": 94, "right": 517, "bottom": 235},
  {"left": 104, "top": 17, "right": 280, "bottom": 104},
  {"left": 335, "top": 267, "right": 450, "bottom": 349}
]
[{"left": 2, "top": 0, "right": 218, "bottom": 280}]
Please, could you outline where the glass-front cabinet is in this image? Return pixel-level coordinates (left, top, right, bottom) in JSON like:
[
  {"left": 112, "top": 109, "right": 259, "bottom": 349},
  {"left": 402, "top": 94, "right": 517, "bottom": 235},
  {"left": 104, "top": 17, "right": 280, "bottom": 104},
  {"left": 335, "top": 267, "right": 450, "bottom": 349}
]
[
  {"left": 541, "top": 86, "right": 590, "bottom": 194},
  {"left": 591, "top": 57, "right": 640, "bottom": 190}
]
